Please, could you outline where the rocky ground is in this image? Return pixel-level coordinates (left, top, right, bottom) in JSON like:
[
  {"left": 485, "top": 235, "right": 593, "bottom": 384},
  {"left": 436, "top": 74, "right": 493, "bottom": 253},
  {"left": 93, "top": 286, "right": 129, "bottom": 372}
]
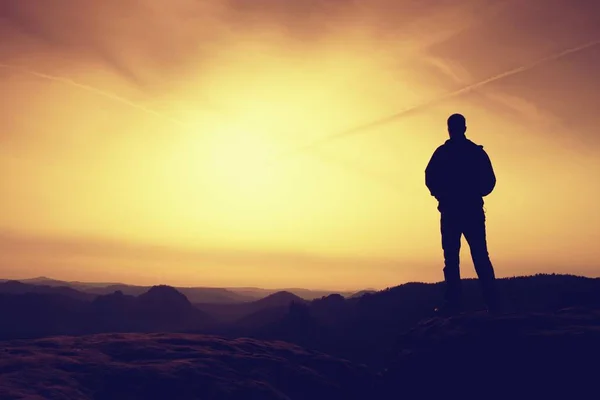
[
  {"left": 2, "top": 307, "right": 599, "bottom": 399},
  {"left": 0, "top": 333, "right": 373, "bottom": 400},
  {"left": 381, "top": 307, "right": 600, "bottom": 398}
]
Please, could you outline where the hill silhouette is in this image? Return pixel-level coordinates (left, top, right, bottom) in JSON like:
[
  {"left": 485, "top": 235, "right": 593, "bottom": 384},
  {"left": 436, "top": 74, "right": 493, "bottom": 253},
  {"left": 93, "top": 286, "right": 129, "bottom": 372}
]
[
  {"left": 3, "top": 277, "right": 255, "bottom": 303},
  {"left": 0, "top": 280, "right": 96, "bottom": 301},
  {"left": 195, "top": 290, "right": 307, "bottom": 325},
  {"left": 84, "top": 284, "right": 255, "bottom": 304},
  {"left": 234, "top": 274, "right": 600, "bottom": 367},
  {"left": 2, "top": 274, "right": 600, "bottom": 370},
  {"left": 0, "top": 292, "right": 87, "bottom": 339},
  {"left": 12, "top": 276, "right": 117, "bottom": 288},
  {"left": 0, "top": 285, "right": 214, "bottom": 340},
  {"left": 349, "top": 289, "right": 377, "bottom": 298},
  {"left": 6, "top": 277, "right": 354, "bottom": 302},
  {"left": 224, "top": 286, "right": 356, "bottom": 300}
]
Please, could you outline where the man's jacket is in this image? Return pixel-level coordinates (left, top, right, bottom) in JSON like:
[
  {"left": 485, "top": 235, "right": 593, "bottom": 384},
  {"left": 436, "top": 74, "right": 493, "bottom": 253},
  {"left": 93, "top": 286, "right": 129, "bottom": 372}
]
[{"left": 425, "top": 137, "right": 496, "bottom": 212}]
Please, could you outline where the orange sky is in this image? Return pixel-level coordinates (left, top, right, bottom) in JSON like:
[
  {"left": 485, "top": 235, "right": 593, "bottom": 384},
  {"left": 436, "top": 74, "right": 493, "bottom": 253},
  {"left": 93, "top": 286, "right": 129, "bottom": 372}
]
[{"left": 1, "top": 0, "right": 599, "bottom": 290}]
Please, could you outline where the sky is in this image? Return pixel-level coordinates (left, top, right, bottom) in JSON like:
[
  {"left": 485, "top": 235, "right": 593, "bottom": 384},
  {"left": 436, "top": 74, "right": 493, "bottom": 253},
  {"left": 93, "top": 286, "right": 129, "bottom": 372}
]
[{"left": 1, "top": 0, "right": 599, "bottom": 290}]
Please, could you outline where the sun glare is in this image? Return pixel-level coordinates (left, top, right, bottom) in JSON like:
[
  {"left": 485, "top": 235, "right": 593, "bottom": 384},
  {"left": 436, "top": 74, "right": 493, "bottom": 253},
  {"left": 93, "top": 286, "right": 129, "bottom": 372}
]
[
  {"left": 205, "top": 128, "right": 276, "bottom": 192},
  {"left": 162, "top": 114, "right": 286, "bottom": 210}
]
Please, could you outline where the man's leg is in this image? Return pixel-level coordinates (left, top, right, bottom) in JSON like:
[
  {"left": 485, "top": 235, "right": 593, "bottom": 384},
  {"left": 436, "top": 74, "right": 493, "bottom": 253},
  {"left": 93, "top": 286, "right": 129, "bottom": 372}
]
[
  {"left": 440, "top": 211, "right": 463, "bottom": 311},
  {"left": 463, "top": 208, "right": 498, "bottom": 311}
]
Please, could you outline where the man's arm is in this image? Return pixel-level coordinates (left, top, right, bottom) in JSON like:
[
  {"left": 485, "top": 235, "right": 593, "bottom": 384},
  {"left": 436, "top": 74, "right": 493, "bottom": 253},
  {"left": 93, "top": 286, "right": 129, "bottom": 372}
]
[
  {"left": 425, "top": 147, "right": 443, "bottom": 198},
  {"left": 479, "top": 149, "right": 496, "bottom": 197}
]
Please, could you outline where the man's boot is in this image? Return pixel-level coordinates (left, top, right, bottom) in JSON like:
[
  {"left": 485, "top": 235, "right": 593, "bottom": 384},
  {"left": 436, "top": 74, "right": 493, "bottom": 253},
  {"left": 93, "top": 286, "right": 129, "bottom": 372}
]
[
  {"left": 481, "top": 278, "right": 499, "bottom": 314},
  {"left": 435, "top": 278, "right": 463, "bottom": 316}
]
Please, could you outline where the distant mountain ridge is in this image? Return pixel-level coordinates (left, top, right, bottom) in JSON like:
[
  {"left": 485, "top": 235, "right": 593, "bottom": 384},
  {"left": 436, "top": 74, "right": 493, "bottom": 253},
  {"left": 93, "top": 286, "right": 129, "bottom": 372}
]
[
  {"left": 0, "top": 280, "right": 96, "bottom": 301},
  {"left": 0, "top": 281, "right": 310, "bottom": 340},
  {"left": 195, "top": 290, "right": 308, "bottom": 330},
  {"left": 1, "top": 276, "right": 355, "bottom": 302},
  {"left": 2, "top": 273, "right": 600, "bottom": 370},
  {"left": 237, "top": 273, "right": 600, "bottom": 367},
  {"left": 0, "top": 280, "right": 315, "bottom": 338},
  {"left": 0, "top": 284, "right": 213, "bottom": 339},
  {"left": 227, "top": 286, "right": 356, "bottom": 300}
]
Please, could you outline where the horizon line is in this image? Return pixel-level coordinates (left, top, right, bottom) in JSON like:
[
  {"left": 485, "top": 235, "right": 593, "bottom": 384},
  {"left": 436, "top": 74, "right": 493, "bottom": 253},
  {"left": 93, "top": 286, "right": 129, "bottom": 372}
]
[{"left": 1, "top": 272, "right": 596, "bottom": 294}]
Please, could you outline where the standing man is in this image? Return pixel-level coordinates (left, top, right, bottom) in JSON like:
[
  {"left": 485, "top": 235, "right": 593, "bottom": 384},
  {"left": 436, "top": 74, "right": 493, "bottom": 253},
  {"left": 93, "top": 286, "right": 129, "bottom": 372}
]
[{"left": 425, "top": 113, "right": 498, "bottom": 314}]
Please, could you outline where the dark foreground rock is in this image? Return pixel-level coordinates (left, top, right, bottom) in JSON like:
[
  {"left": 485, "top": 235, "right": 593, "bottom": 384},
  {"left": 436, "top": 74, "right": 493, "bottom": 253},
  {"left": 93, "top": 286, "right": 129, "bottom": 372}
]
[
  {"left": 0, "top": 333, "right": 373, "bottom": 400},
  {"left": 2, "top": 307, "right": 600, "bottom": 399},
  {"left": 381, "top": 307, "right": 600, "bottom": 399}
]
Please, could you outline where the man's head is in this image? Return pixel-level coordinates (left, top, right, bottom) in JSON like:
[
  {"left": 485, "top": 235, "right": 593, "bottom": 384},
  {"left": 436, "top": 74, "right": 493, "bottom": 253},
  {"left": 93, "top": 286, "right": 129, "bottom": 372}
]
[{"left": 447, "top": 113, "right": 467, "bottom": 138}]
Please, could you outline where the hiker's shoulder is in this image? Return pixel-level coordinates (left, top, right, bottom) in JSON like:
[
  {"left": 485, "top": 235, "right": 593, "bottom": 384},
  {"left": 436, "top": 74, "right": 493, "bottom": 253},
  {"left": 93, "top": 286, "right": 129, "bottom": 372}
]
[
  {"left": 465, "top": 139, "right": 488, "bottom": 154},
  {"left": 465, "top": 138, "right": 483, "bottom": 148},
  {"left": 431, "top": 142, "right": 447, "bottom": 156}
]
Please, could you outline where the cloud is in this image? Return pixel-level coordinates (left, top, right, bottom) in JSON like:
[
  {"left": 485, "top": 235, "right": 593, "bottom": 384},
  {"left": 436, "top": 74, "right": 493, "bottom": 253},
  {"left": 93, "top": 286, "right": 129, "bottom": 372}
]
[{"left": 0, "top": 0, "right": 483, "bottom": 88}]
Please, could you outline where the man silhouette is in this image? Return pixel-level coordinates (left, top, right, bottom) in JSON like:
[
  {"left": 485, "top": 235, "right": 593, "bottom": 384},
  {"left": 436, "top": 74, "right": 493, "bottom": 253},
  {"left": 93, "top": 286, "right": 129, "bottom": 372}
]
[{"left": 425, "top": 113, "right": 498, "bottom": 314}]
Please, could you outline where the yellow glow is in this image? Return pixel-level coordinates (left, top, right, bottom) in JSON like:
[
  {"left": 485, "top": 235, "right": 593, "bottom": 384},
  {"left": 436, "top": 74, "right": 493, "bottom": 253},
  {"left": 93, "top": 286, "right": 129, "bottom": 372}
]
[{"left": 0, "top": 0, "right": 599, "bottom": 289}]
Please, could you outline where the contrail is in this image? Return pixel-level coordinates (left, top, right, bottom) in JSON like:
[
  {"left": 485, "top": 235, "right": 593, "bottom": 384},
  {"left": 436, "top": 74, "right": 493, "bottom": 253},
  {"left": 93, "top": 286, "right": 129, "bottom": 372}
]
[
  {"left": 307, "top": 148, "right": 405, "bottom": 191},
  {"left": 272, "top": 38, "right": 600, "bottom": 161},
  {"left": 0, "top": 63, "right": 186, "bottom": 127}
]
